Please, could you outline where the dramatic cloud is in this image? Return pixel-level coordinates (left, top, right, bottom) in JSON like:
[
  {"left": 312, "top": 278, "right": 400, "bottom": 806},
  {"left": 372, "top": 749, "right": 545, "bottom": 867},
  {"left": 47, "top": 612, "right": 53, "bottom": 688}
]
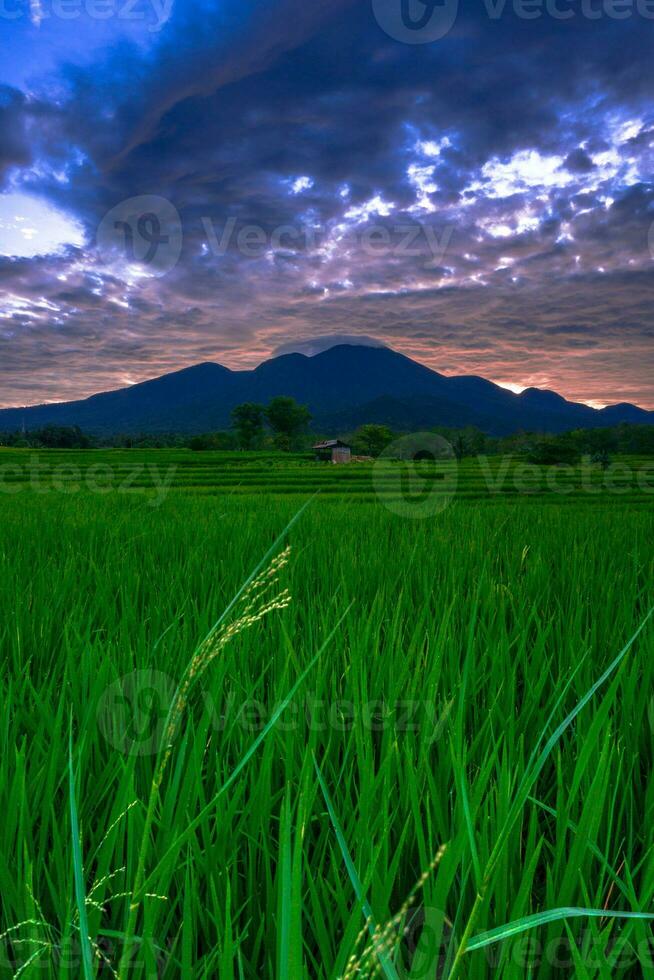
[{"left": 0, "top": 0, "right": 653, "bottom": 408}]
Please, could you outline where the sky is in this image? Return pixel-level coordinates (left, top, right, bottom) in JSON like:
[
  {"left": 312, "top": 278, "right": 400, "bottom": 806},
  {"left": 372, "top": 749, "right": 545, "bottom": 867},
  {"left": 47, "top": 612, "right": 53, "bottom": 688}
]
[{"left": 0, "top": 0, "right": 653, "bottom": 409}]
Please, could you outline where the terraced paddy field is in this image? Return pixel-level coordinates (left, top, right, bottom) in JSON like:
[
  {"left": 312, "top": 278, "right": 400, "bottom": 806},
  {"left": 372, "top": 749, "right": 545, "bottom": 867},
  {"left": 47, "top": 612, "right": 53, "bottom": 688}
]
[
  {"left": 1, "top": 448, "right": 654, "bottom": 978},
  {"left": 0, "top": 447, "right": 653, "bottom": 503}
]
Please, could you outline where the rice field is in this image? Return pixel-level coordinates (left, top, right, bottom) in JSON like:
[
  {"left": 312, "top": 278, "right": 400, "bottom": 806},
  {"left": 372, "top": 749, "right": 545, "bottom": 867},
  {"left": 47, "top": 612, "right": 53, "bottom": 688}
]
[
  {"left": 0, "top": 447, "right": 653, "bottom": 503},
  {"left": 1, "top": 448, "right": 654, "bottom": 977}
]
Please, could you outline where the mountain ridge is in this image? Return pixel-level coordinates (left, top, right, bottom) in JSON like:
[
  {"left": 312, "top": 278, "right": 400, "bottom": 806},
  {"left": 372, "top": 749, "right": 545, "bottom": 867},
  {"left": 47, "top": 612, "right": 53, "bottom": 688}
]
[{"left": 0, "top": 344, "right": 652, "bottom": 436}]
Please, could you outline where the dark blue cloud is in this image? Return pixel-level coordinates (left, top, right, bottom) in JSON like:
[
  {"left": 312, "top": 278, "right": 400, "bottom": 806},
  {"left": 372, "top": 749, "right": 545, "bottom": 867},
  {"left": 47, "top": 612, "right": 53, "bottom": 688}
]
[{"left": 0, "top": 0, "right": 653, "bottom": 408}]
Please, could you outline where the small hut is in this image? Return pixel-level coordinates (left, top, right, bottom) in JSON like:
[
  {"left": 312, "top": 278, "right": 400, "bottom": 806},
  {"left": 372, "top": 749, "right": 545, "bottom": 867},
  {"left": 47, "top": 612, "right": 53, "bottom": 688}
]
[{"left": 313, "top": 439, "right": 352, "bottom": 464}]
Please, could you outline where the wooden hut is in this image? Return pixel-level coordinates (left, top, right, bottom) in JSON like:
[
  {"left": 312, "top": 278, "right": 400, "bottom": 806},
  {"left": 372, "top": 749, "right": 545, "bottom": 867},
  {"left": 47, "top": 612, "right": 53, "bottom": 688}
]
[{"left": 313, "top": 439, "right": 352, "bottom": 464}]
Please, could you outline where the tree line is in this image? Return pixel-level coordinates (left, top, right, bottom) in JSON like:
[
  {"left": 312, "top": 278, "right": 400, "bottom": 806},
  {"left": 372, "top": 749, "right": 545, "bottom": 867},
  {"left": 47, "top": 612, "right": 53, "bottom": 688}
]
[
  {"left": 2, "top": 413, "right": 654, "bottom": 460},
  {"left": 0, "top": 397, "right": 313, "bottom": 452},
  {"left": 348, "top": 422, "right": 654, "bottom": 462}
]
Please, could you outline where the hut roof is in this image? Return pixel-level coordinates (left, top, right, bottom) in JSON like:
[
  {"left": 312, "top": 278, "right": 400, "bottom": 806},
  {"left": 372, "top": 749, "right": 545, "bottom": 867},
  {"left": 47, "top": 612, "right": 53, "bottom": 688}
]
[{"left": 312, "top": 439, "right": 351, "bottom": 450}]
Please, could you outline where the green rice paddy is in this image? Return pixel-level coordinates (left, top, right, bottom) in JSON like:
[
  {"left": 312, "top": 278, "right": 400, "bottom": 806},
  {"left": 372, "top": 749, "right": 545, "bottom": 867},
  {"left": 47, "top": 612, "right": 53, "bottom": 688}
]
[
  {"left": 0, "top": 448, "right": 652, "bottom": 503},
  {"left": 1, "top": 448, "right": 653, "bottom": 977}
]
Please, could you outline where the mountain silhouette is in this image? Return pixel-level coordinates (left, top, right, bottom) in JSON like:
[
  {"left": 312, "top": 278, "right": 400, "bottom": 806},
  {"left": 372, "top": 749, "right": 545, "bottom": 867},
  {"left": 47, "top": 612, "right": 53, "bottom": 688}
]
[{"left": 0, "top": 344, "right": 652, "bottom": 435}]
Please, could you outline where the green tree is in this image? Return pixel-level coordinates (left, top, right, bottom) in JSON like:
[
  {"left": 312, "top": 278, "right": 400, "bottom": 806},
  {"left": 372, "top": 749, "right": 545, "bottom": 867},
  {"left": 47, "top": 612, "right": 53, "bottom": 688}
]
[
  {"left": 352, "top": 424, "right": 394, "bottom": 457},
  {"left": 231, "top": 403, "right": 265, "bottom": 450},
  {"left": 525, "top": 435, "right": 580, "bottom": 466},
  {"left": 265, "top": 396, "right": 311, "bottom": 450},
  {"left": 21, "top": 425, "right": 94, "bottom": 449}
]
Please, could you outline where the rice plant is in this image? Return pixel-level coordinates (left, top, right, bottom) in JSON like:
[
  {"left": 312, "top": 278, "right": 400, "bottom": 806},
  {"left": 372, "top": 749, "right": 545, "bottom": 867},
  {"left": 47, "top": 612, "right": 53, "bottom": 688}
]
[{"left": 0, "top": 471, "right": 653, "bottom": 976}]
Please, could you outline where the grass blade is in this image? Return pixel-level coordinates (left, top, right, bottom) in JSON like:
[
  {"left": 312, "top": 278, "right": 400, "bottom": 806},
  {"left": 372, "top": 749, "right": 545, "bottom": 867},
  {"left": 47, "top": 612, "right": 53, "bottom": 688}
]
[
  {"left": 467, "top": 907, "right": 654, "bottom": 952},
  {"left": 313, "top": 755, "right": 401, "bottom": 980},
  {"left": 491, "top": 605, "right": 654, "bottom": 876},
  {"left": 449, "top": 604, "right": 654, "bottom": 978},
  {"left": 276, "top": 790, "right": 292, "bottom": 979},
  {"left": 68, "top": 719, "right": 94, "bottom": 980}
]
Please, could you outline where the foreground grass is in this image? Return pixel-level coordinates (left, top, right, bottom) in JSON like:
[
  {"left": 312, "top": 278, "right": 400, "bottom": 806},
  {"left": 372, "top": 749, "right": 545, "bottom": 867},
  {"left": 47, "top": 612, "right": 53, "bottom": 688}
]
[{"left": 0, "top": 488, "right": 653, "bottom": 977}]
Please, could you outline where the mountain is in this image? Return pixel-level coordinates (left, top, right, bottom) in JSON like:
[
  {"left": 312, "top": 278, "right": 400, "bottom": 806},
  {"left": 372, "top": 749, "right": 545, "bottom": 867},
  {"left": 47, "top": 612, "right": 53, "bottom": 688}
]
[{"left": 0, "top": 344, "right": 652, "bottom": 436}]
